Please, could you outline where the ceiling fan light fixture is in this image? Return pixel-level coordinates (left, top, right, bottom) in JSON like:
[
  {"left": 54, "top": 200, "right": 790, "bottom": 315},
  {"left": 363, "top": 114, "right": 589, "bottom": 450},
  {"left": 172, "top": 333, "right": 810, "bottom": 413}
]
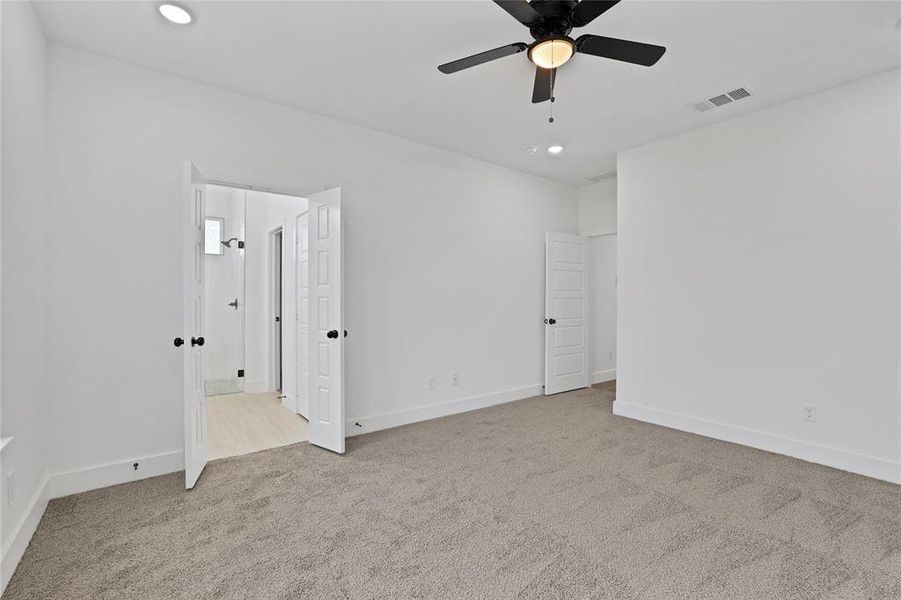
[
  {"left": 528, "top": 37, "right": 574, "bottom": 70},
  {"left": 547, "top": 145, "right": 564, "bottom": 155}
]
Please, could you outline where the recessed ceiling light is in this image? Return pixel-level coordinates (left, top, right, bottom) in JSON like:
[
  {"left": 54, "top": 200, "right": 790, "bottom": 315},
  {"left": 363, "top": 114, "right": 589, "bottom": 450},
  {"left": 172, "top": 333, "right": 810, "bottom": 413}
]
[
  {"left": 547, "top": 145, "right": 564, "bottom": 155},
  {"left": 159, "top": 3, "right": 193, "bottom": 25}
]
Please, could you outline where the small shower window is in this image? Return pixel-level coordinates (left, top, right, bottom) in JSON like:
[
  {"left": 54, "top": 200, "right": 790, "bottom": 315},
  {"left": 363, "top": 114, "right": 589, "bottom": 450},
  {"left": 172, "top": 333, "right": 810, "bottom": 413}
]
[{"left": 204, "top": 217, "right": 224, "bottom": 255}]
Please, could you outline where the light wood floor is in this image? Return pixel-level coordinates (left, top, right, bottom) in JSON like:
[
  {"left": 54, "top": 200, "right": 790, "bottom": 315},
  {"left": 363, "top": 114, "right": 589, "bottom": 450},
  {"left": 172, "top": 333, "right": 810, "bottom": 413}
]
[{"left": 207, "top": 391, "right": 309, "bottom": 460}]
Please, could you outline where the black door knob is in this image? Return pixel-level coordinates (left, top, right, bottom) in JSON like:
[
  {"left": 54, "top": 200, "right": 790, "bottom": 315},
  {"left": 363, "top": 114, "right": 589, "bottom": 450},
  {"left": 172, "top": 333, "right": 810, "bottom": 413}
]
[
  {"left": 191, "top": 336, "right": 205, "bottom": 347},
  {"left": 326, "top": 330, "right": 339, "bottom": 339},
  {"left": 548, "top": 318, "right": 557, "bottom": 325},
  {"left": 173, "top": 337, "right": 184, "bottom": 347}
]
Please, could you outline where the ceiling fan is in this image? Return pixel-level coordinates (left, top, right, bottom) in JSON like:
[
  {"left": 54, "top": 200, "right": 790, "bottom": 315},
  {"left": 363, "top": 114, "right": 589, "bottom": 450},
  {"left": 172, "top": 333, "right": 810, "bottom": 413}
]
[{"left": 438, "top": 0, "right": 666, "bottom": 104}]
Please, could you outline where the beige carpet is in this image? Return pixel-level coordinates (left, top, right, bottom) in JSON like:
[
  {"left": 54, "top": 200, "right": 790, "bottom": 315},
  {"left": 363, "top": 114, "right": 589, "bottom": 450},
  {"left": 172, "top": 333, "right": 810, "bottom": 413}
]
[{"left": 6, "top": 383, "right": 901, "bottom": 599}]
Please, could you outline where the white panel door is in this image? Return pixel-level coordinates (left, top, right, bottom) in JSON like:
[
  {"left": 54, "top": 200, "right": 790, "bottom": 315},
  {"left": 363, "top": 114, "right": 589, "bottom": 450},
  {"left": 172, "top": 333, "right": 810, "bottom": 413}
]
[
  {"left": 183, "top": 162, "right": 208, "bottom": 488},
  {"left": 545, "top": 232, "right": 590, "bottom": 395},
  {"left": 307, "top": 188, "right": 344, "bottom": 453},
  {"left": 296, "top": 210, "right": 310, "bottom": 419}
]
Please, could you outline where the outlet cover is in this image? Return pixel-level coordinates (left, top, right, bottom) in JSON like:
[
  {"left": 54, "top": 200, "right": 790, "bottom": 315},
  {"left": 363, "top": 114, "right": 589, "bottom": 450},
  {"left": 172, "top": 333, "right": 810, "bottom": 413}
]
[
  {"left": 427, "top": 376, "right": 436, "bottom": 391},
  {"left": 803, "top": 404, "right": 817, "bottom": 422}
]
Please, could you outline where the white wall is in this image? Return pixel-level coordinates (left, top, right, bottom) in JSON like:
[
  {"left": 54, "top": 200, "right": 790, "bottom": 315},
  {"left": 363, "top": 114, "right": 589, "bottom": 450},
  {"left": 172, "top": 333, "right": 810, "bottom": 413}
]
[
  {"left": 578, "top": 179, "right": 616, "bottom": 236},
  {"left": 0, "top": 1, "right": 49, "bottom": 591},
  {"left": 579, "top": 179, "right": 618, "bottom": 383},
  {"left": 616, "top": 68, "right": 901, "bottom": 483},
  {"left": 43, "top": 45, "right": 578, "bottom": 482},
  {"left": 589, "top": 236, "right": 617, "bottom": 383}
]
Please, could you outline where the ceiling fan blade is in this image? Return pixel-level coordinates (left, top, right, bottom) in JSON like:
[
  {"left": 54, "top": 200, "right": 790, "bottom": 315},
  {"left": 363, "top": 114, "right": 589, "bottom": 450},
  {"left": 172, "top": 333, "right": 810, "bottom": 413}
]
[
  {"left": 570, "top": 1, "right": 621, "bottom": 27},
  {"left": 494, "top": 0, "right": 542, "bottom": 25},
  {"left": 532, "top": 67, "right": 556, "bottom": 104},
  {"left": 438, "top": 42, "right": 528, "bottom": 74},
  {"left": 575, "top": 34, "right": 666, "bottom": 66}
]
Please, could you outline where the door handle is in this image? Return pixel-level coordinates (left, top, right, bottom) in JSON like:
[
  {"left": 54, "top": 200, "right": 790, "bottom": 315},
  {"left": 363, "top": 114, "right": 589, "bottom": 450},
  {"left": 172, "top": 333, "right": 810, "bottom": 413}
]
[
  {"left": 173, "top": 337, "right": 184, "bottom": 347},
  {"left": 191, "top": 336, "right": 205, "bottom": 347},
  {"left": 227, "top": 299, "right": 238, "bottom": 309},
  {"left": 326, "top": 330, "right": 339, "bottom": 339},
  {"left": 546, "top": 318, "right": 556, "bottom": 325}
]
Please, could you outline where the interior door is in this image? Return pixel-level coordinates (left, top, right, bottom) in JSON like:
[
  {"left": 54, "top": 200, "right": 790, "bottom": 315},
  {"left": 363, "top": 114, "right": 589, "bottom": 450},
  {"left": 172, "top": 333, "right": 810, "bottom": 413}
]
[
  {"left": 183, "top": 162, "right": 208, "bottom": 488},
  {"left": 545, "top": 232, "right": 590, "bottom": 395},
  {"left": 307, "top": 188, "right": 344, "bottom": 453}
]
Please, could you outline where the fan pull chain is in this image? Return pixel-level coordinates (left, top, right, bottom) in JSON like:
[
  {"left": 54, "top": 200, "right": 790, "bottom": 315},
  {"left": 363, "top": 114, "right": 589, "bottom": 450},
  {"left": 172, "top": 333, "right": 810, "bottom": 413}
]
[{"left": 548, "top": 43, "right": 555, "bottom": 123}]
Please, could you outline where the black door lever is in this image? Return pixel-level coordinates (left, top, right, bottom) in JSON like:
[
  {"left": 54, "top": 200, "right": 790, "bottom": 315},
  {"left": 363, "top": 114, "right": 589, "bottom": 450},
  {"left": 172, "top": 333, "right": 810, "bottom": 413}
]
[
  {"left": 326, "top": 330, "right": 339, "bottom": 339},
  {"left": 227, "top": 299, "right": 238, "bottom": 309},
  {"left": 191, "top": 336, "right": 205, "bottom": 347}
]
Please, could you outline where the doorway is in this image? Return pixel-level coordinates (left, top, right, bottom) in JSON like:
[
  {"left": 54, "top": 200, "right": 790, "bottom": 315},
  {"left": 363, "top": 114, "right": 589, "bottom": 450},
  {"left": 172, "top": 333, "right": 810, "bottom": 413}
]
[
  {"left": 202, "top": 184, "right": 309, "bottom": 461},
  {"left": 181, "top": 163, "right": 347, "bottom": 489}
]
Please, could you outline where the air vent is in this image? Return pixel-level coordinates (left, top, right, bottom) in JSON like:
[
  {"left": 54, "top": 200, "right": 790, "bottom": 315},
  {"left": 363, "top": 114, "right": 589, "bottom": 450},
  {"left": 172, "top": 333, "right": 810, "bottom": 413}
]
[
  {"left": 690, "top": 86, "right": 752, "bottom": 113},
  {"left": 588, "top": 170, "right": 617, "bottom": 183}
]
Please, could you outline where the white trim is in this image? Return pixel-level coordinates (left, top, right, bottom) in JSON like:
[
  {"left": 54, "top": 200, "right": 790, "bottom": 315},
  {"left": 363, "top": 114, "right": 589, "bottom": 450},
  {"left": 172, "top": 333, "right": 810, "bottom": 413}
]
[
  {"left": 584, "top": 227, "right": 617, "bottom": 237},
  {"left": 613, "top": 401, "right": 901, "bottom": 484},
  {"left": 1, "top": 476, "right": 49, "bottom": 594},
  {"left": 0, "top": 437, "right": 13, "bottom": 453},
  {"left": 346, "top": 384, "right": 544, "bottom": 437},
  {"left": 592, "top": 369, "right": 616, "bottom": 384},
  {"left": 46, "top": 450, "right": 184, "bottom": 499}
]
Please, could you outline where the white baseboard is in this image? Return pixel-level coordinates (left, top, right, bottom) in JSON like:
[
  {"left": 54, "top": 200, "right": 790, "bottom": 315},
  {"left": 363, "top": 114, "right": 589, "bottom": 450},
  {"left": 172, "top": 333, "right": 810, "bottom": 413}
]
[
  {"left": 47, "top": 450, "right": 184, "bottom": 499},
  {"left": 346, "top": 384, "right": 544, "bottom": 437},
  {"left": 592, "top": 369, "right": 616, "bottom": 384},
  {"left": 1, "top": 450, "right": 184, "bottom": 593},
  {"left": 244, "top": 379, "right": 269, "bottom": 394},
  {"left": 1, "top": 476, "right": 49, "bottom": 594},
  {"left": 613, "top": 401, "right": 901, "bottom": 484}
]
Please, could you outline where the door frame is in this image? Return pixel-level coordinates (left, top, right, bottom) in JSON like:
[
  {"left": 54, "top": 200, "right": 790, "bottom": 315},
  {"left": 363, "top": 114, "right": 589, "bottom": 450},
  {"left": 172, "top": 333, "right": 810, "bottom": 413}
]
[
  {"left": 183, "top": 175, "right": 311, "bottom": 486},
  {"left": 268, "top": 226, "right": 284, "bottom": 392}
]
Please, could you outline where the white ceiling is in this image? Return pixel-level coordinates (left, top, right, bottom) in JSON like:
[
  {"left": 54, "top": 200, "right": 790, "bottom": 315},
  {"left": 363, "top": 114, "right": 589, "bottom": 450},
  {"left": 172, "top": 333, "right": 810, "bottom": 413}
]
[{"left": 34, "top": 1, "right": 901, "bottom": 186}]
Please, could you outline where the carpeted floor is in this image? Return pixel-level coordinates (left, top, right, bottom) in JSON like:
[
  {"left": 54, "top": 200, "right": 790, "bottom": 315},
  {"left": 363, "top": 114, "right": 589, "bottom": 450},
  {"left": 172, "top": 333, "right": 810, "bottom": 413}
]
[{"left": 6, "top": 383, "right": 901, "bottom": 599}]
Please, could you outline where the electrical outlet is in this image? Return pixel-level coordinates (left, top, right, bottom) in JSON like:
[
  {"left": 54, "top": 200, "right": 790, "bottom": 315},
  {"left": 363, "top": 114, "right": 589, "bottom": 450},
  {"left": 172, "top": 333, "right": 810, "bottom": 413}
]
[
  {"left": 427, "top": 376, "right": 436, "bottom": 391},
  {"left": 803, "top": 404, "right": 817, "bottom": 422},
  {"left": 451, "top": 373, "right": 460, "bottom": 387},
  {"left": 6, "top": 471, "right": 14, "bottom": 505}
]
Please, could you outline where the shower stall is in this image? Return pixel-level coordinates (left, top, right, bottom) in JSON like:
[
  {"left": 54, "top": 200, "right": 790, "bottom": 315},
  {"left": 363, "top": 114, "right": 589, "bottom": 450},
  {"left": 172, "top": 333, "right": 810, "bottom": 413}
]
[{"left": 203, "top": 185, "right": 246, "bottom": 395}]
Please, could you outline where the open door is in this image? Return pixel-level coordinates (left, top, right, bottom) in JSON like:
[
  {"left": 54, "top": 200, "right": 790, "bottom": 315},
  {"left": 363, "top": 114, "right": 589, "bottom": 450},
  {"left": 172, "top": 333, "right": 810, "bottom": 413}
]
[
  {"left": 183, "top": 162, "right": 208, "bottom": 488},
  {"left": 307, "top": 188, "right": 345, "bottom": 453},
  {"left": 545, "top": 232, "right": 590, "bottom": 395}
]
